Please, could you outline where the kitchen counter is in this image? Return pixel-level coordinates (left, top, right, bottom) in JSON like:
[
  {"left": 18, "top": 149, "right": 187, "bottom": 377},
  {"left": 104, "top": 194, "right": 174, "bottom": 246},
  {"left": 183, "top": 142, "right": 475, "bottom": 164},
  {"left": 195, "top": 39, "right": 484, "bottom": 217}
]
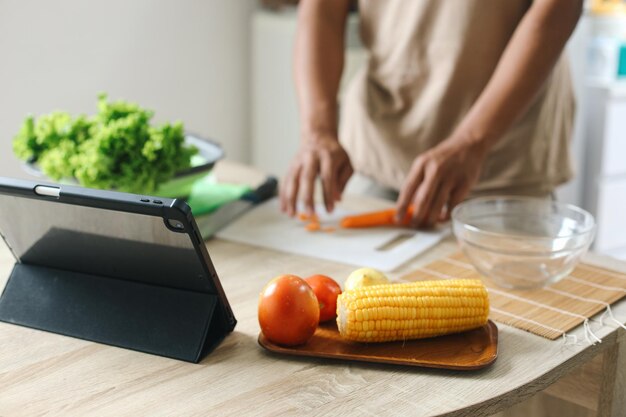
[{"left": 0, "top": 162, "right": 624, "bottom": 416}]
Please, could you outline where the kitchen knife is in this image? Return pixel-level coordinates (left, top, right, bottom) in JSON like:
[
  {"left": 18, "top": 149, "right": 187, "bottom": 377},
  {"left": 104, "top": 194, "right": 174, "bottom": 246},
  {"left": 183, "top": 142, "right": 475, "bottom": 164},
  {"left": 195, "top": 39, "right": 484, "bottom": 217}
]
[{"left": 196, "top": 177, "right": 278, "bottom": 240}]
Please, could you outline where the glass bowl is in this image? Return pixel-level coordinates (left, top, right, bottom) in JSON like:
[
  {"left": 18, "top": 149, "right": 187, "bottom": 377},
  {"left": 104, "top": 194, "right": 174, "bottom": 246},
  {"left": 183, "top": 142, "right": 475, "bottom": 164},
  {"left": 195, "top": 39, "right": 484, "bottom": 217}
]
[{"left": 451, "top": 196, "right": 596, "bottom": 289}]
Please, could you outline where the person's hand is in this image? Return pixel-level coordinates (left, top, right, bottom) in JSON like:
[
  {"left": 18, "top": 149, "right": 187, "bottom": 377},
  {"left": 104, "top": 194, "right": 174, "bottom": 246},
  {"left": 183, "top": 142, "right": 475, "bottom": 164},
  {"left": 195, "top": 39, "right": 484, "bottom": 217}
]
[
  {"left": 396, "top": 134, "right": 489, "bottom": 228},
  {"left": 280, "top": 132, "right": 353, "bottom": 216}
]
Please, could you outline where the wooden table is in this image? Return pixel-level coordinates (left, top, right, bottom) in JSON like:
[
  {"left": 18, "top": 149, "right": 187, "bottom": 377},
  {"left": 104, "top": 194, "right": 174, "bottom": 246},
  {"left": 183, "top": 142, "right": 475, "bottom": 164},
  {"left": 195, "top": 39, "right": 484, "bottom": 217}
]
[{"left": 0, "top": 163, "right": 625, "bottom": 416}]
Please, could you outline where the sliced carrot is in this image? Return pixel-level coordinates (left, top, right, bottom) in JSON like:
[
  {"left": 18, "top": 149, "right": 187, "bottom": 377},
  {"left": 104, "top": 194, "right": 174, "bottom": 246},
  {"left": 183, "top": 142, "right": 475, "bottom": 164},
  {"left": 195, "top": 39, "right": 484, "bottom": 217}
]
[
  {"left": 340, "top": 206, "right": 415, "bottom": 228},
  {"left": 305, "top": 222, "right": 321, "bottom": 231},
  {"left": 298, "top": 213, "right": 319, "bottom": 222},
  {"left": 322, "top": 227, "right": 336, "bottom": 233}
]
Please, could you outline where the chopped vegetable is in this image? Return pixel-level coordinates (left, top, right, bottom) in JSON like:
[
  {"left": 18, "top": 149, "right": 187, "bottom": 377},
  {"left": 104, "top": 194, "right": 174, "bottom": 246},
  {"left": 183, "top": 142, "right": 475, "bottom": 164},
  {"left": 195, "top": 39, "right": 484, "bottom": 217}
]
[
  {"left": 344, "top": 268, "right": 389, "bottom": 291},
  {"left": 336, "top": 279, "right": 490, "bottom": 342},
  {"left": 298, "top": 213, "right": 319, "bottom": 222},
  {"left": 13, "top": 94, "right": 197, "bottom": 193},
  {"left": 305, "top": 222, "right": 321, "bottom": 232},
  {"left": 340, "top": 206, "right": 415, "bottom": 228}
]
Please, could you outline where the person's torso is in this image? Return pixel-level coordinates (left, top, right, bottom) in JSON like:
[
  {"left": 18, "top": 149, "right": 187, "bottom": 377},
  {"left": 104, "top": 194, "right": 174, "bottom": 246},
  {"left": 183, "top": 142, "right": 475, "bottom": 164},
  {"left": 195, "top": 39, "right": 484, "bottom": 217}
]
[{"left": 340, "top": 0, "right": 573, "bottom": 194}]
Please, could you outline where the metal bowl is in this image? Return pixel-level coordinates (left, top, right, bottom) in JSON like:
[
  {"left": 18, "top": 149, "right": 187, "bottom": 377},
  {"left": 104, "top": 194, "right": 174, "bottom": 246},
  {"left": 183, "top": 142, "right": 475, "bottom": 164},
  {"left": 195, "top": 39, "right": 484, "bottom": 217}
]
[
  {"left": 451, "top": 196, "right": 596, "bottom": 289},
  {"left": 21, "top": 132, "right": 223, "bottom": 198}
]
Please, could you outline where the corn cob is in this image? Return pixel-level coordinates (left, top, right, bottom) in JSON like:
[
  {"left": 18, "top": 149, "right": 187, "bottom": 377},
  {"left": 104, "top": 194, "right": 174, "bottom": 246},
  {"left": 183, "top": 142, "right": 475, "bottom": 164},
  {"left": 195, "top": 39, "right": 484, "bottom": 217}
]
[{"left": 336, "top": 279, "right": 489, "bottom": 342}]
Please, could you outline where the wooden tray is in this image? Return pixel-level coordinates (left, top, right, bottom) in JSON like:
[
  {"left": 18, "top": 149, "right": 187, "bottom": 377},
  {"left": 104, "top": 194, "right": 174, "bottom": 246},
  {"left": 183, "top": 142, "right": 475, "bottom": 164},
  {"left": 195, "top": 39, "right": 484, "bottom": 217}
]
[{"left": 258, "top": 320, "right": 498, "bottom": 370}]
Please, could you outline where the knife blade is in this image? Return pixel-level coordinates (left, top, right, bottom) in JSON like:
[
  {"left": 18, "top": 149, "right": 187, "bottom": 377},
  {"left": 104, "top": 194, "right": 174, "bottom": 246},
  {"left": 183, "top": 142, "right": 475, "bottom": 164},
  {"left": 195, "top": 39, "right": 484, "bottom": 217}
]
[{"left": 196, "top": 177, "right": 278, "bottom": 239}]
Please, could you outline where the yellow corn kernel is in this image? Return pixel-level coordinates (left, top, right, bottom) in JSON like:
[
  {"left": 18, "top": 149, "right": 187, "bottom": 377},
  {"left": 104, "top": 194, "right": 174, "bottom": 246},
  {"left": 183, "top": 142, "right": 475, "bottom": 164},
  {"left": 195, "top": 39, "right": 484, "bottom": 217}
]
[{"left": 336, "top": 279, "right": 489, "bottom": 342}]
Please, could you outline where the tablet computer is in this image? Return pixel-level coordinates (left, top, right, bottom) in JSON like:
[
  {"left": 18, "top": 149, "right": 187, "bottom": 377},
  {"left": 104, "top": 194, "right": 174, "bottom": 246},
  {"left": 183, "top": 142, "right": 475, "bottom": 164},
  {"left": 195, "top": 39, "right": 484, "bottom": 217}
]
[{"left": 0, "top": 177, "right": 236, "bottom": 362}]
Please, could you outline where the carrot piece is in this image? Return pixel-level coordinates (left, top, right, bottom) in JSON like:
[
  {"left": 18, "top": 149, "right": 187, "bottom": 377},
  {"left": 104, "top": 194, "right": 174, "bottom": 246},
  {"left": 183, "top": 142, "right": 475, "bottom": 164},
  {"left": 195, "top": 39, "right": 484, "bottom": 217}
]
[
  {"left": 322, "top": 227, "right": 336, "bottom": 233},
  {"left": 298, "top": 213, "right": 319, "bottom": 222},
  {"left": 340, "top": 206, "right": 415, "bottom": 228},
  {"left": 305, "top": 222, "right": 321, "bottom": 231},
  {"left": 340, "top": 209, "right": 394, "bottom": 228}
]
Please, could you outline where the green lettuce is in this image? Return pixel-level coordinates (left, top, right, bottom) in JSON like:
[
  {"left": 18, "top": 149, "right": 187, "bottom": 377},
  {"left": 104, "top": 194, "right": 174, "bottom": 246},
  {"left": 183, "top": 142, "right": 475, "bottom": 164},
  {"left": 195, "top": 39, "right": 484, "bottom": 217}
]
[{"left": 13, "top": 94, "right": 197, "bottom": 193}]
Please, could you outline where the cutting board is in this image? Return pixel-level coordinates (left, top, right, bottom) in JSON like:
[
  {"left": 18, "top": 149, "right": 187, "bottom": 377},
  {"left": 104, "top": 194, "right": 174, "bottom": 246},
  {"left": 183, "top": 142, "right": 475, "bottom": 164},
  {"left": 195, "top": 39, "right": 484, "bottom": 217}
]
[{"left": 216, "top": 198, "right": 448, "bottom": 271}]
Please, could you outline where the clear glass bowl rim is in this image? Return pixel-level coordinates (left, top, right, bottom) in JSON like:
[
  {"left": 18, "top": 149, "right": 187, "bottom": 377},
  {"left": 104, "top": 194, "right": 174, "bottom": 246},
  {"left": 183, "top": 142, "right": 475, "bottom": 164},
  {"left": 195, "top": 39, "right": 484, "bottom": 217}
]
[{"left": 451, "top": 195, "right": 596, "bottom": 242}]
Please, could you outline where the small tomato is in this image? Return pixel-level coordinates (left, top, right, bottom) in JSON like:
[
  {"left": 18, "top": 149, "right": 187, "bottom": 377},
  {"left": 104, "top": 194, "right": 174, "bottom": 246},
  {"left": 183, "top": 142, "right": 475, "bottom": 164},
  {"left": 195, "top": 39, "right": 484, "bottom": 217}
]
[
  {"left": 258, "top": 275, "right": 320, "bottom": 346},
  {"left": 305, "top": 275, "right": 342, "bottom": 322}
]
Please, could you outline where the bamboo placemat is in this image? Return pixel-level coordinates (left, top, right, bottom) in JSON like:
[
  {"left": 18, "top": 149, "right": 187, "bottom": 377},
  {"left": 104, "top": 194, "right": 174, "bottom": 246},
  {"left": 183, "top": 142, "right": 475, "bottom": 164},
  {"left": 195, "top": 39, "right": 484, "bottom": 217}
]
[{"left": 401, "top": 253, "right": 626, "bottom": 341}]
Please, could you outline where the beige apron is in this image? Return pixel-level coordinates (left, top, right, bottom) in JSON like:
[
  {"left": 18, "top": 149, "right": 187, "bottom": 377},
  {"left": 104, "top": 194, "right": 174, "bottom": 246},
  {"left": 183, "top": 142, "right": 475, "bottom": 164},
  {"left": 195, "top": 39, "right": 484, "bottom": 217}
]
[{"left": 340, "top": 0, "right": 574, "bottom": 196}]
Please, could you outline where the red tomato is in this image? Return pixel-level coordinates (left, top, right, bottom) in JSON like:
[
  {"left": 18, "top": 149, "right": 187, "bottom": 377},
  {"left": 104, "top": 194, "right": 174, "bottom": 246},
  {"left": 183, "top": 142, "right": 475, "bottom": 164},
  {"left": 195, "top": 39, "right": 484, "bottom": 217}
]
[
  {"left": 258, "top": 275, "right": 320, "bottom": 346},
  {"left": 305, "top": 275, "right": 342, "bottom": 322}
]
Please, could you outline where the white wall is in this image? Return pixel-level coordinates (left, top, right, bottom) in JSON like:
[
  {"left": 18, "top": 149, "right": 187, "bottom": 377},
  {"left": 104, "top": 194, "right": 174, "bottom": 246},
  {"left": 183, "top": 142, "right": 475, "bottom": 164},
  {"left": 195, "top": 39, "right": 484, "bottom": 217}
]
[{"left": 0, "top": 0, "right": 254, "bottom": 179}]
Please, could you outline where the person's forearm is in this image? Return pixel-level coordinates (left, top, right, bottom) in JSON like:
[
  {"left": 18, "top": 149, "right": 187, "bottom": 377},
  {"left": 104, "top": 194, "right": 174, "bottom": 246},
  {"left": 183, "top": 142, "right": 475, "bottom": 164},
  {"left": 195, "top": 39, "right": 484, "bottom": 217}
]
[
  {"left": 452, "top": 0, "right": 582, "bottom": 151},
  {"left": 294, "top": 0, "right": 350, "bottom": 139}
]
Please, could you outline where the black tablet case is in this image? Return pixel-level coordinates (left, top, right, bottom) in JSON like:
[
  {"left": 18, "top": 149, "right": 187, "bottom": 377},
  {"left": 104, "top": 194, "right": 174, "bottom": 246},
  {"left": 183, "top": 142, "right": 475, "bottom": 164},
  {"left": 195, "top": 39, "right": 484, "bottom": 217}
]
[{"left": 0, "top": 179, "right": 236, "bottom": 363}]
